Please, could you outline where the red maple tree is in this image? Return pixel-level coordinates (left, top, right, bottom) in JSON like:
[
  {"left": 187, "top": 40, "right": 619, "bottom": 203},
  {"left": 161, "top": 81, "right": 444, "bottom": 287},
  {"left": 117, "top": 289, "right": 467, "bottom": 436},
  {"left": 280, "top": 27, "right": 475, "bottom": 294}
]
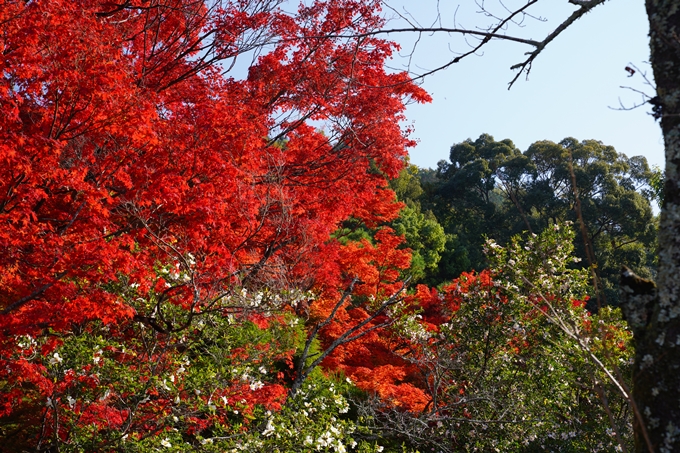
[
  {"left": 0, "top": 0, "right": 429, "bottom": 333},
  {"left": 0, "top": 0, "right": 430, "bottom": 448}
]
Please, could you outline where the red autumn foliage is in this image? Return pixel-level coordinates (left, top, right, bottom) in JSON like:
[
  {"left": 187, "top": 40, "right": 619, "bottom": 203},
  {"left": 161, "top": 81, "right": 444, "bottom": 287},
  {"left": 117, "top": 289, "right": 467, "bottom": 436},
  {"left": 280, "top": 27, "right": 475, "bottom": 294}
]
[
  {"left": 0, "top": 0, "right": 432, "bottom": 446},
  {"left": 0, "top": 0, "right": 428, "bottom": 333}
]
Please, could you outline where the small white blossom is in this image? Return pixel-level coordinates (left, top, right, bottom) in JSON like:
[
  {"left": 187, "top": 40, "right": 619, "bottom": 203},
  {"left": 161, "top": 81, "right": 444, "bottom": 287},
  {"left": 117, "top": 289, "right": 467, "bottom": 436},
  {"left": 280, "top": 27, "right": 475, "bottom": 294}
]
[
  {"left": 50, "top": 353, "right": 63, "bottom": 365},
  {"left": 262, "top": 419, "right": 275, "bottom": 437}
]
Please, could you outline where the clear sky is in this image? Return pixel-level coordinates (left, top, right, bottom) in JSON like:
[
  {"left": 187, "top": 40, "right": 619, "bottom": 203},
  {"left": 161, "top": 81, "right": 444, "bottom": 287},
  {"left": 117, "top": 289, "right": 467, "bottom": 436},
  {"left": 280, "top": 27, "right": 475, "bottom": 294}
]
[{"left": 383, "top": 0, "right": 664, "bottom": 170}]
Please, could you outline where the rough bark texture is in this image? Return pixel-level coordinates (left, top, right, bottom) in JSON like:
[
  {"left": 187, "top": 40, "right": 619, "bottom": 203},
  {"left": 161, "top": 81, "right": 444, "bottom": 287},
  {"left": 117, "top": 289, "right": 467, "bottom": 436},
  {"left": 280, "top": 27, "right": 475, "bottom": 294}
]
[{"left": 624, "top": 2, "right": 680, "bottom": 451}]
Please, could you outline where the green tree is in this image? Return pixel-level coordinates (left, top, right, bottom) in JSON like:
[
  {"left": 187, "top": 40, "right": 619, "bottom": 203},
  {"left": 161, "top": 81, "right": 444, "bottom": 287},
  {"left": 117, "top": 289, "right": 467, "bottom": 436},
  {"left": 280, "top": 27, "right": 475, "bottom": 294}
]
[
  {"left": 390, "top": 205, "right": 446, "bottom": 282},
  {"left": 389, "top": 165, "right": 448, "bottom": 283},
  {"left": 522, "top": 138, "right": 658, "bottom": 306},
  {"left": 424, "top": 134, "right": 526, "bottom": 281},
  {"left": 419, "top": 135, "right": 658, "bottom": 305}
]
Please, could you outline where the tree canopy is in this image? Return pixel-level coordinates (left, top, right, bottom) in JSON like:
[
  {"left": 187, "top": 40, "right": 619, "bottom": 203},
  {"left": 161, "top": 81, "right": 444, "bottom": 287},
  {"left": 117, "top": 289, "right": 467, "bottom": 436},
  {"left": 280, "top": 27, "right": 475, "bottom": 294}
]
[{"left": 395, "top": 134, "right": 658, "bottom": 308}]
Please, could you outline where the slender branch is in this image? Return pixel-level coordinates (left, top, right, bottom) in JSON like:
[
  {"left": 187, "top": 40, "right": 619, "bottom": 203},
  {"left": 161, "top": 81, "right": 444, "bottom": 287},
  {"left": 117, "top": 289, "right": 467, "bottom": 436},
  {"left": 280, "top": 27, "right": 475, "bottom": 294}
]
[
  {"left": 2, "top": 272, "right": 68, "bottom": 315},
  {"left": 321, "top": 27, "right": 540, "bottom": 47},
  {"left": 595, "top": 381, "right": 629, "bottom": 453},
  {"left": 290, "top": 278, "right": 410, "bottom": 396},
  {"left": 508, "top": 0, "right": 609, "bottom": 87},
  {"left": 567, "top": 150, "right": 606, "bottom": 309},
  {"left": 290, "top": 278, "right": 359, "bottom": 395},
  {"left": 520, "top": 275, "right": 652, "bottom": 452}
]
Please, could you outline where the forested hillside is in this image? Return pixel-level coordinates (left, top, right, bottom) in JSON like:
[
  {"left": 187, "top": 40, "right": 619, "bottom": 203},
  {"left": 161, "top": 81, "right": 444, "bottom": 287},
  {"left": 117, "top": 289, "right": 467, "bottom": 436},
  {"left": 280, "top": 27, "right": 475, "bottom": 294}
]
[
  {"left": 0, "top": 1, "right": 658, "bottom": 452},
  {"left": 391, "top": 134, "right": 659, "bottom": 308}
]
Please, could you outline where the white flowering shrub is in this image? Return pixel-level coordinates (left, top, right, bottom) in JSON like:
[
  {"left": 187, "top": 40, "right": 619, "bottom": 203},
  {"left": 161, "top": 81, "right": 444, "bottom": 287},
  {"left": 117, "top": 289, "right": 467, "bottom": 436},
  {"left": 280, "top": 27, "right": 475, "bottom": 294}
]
[
  {"left": 195, "top": 371, "right": 384, "bottom": 453},
  {"left": 357, "top": 223, "right": 634, "bottom": 452}
]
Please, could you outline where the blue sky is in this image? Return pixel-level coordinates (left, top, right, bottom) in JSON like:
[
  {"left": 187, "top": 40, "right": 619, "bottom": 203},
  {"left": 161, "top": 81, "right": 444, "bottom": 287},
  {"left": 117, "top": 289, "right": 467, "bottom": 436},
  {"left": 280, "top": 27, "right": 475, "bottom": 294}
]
[{"left": 384, "top": 1, "right": 664, "bottom": 170}]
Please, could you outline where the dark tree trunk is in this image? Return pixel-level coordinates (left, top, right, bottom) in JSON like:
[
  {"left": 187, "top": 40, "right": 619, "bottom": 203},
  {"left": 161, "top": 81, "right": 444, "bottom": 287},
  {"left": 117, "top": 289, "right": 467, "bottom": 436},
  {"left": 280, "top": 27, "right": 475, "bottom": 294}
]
[{"left": 622, "top": 2, "right": 680, "bottom": 451}]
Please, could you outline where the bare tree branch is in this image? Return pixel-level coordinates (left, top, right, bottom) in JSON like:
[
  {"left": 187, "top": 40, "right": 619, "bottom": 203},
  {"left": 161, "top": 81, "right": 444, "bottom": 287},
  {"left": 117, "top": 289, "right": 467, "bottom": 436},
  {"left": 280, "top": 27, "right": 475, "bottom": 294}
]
[
  {"left": 2, "top": 271, "right": 68, "bottom": 315},
  {"left": 290, "top": 278, "right": 410, "bottom": 396}
]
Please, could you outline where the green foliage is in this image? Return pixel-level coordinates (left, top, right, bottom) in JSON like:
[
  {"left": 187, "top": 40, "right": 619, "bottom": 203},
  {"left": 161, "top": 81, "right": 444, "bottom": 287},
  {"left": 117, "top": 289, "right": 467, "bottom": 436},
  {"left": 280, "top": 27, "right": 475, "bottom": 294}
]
[
  {"left": 390, "top": 206, "right": 446, "bottom": 282},
  {"left": 478, "top": 225, "right": 633, "bottom": 451},
  {"left": 433, "top": 134, "right": 524, "bottom": 275},
  {"left": 648, "top": 165, "right": 665, "bottom": 207},
  {"left": 332, "top": 217, "right": 375, "bottom": 245},
  {"left": 388, "top": 165, "right": 456, "bottom": 284},
  {"left": 389, "top": 164, "right": 425, "bottom": 204},
  {"left": 5, "top": 267, "right": 403, "bottom": 453},
  {"left": 408, "top": 134, "right": 658, "bottom": 305}
]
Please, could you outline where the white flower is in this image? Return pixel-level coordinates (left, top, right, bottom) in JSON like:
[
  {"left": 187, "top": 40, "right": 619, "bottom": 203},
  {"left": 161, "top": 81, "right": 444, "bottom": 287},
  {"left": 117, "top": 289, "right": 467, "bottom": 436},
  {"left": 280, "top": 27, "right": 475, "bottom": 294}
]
[
  {"left": 18, "top": 335, "right": 36, "bottom": 349},
  {"left": 160, "top": 438, "right": 172, "bottom": 448},
  {"left": 50, "top": 353, "right": 63, "bottom": 365},
  {"left": 99, "top": 389, "right": 111, "bottom": 401},
  {"left": 249, "top": 381, "right": 264, "bottom": 391},
  {"left": 262, "top": 419, "right": 275, "bottom": 437},
  {"left": 641, "top": 354, "right": 654, "bottom": 369},
  {"left": 259, "top": 366, "right": 267, "bottom": 374},
  {"left": 376, "top": 446, "right": 384, "bottom": 452}
]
